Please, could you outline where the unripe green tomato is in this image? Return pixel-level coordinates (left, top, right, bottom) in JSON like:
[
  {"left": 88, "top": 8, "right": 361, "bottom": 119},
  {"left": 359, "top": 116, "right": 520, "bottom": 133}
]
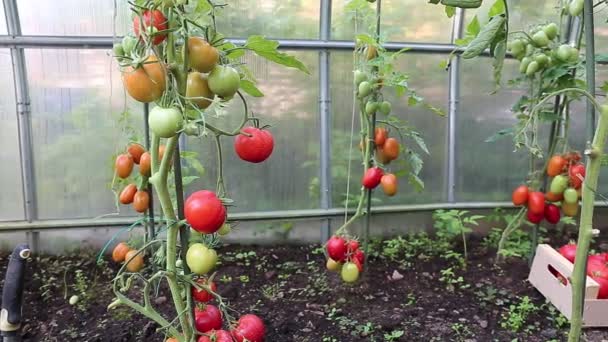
[
  {"left": 341, "top": 262, "right": 360, "bottom": 283},
  {"left": 176, "top": 259, "right": 183, "bottom": 268},
  {"left": 379, "top": 101, "right": 392, "bottom": 115},
  {"left": 149, "top": 106, "right": 184, "bottom": 138},
  {"left": 365, "top": 101, "right": 378, "bottom": 115},
  {"left": 564, "top": 188, "right": 578, "bottom": 204},
  {"left": 186, "top": 243, "right": 218, "bottom": 275},
  {"left": 555, "top": 44, "right": 571, "bottom": 62},
  {"left": 354, "top": 70, "right": 367, "bottom": 86},
  {"left": 218, "top": 223, "right": 231, "bottom": 236},
  {"left": 526, "top": 61, "right": 540, "bottom": 76},
  {"left": 550, "top": 175, "right": 569, "bottom": 194},
  {"left": 509, "top": 39, "right": 525, "bottom": 57},
  {"left": 326, "top": 258, "right": 342, "bottom": 272},
  {"left": 532, "top": 31, "right": 550, "bottom": 47},
  {"left": 183, "top": 122, "right": 199, "bottom": 136},
  {"left": 543, "top": 23, "right": 559, "bottom": 40},
  {"left": 519, "top": 57, "right": 532, "bottom": 74},
  {"left": 69, "top": 295, "right": 79, "bottom": 305},
  {"left": 569, "top": 0, "right": 584, "bottom": 16},
  {"left": 208, "top": 65, "right": 241, "bottom": 99},
  {"left": 526, "top": 44, "right": 535, "bottom": 56},
  {"left": 535, "top": 54, "right": 549, "bottom": 67},
  {"left": 121, "top": 36, "right": 137, "bottom": 56},
  {"left": 568, "top": 47, "right": 580, "bottom": 62},
  {"left": 358, "top": 81, "right": 372, "bottom": 98}
]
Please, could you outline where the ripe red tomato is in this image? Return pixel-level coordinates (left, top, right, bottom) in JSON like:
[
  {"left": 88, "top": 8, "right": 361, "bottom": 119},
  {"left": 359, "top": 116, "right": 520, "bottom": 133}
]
[
  {"left": 234, "top": 127, "right": 274, "bottom": 163},
  {"left": 527, "top": 191, "right": 545, "bottom": 216},
  {"left": 127, "top": 143, "right": 146, "bottom": 164},
  {"left": 547, "top": 155, "right": 567, "bottom": 177},
  {"left": 198, "top": 330, "right": 233, "bottom": 342},
  {"left": 527, "top": 209, "right": 544, "bottom": 224},
  {"left": 353, "top": 249, "right": 365, "bottom": 264},
  {"left": 133, "top": 190, "right": 150, "bottom": 213},
  {"left": 119, "top": 184, "right": 138, "bottom": 205},
  {"left": 194, "top": 305, "right": 223, "bottom": 333},
  {"left": 374, "top": 127, "right": 388, "bottom": 147},
  {"left": 362, "top": 167, "right": 383, "bottom": 189},
  {"left": 558, "top": 243, "right": 577, "bottom": 263},
  {"left": 588, "top": 254, "right": 606, "bottom": 265},
  {"left": 326, "top": 236, "right": 347, "bottom": 262},
  {"left": 511, "top": 185, "right": 529, "bottom": 206},
  {"left": 133, "top": 10, "right": 168, "bottom": 45},
  {"left": 593, "top": 276, "right": 608, "bottom": 299},
  {"left": 569, "top": 164, "right": 586, "bottom": 189},
  {"left": 544, "top": 204, "right": 561, "bottom": 224},
  {"left": 587, "top": 258, "right": 608, "bottom": 278},
  {"left": 347, "top": 240, "right": 359, "bottom": 252},
  {"left": 115, "top": 154, "right": 134, "bottom": 179},
  {"left": 353, "top": 256, "right": 363, "bottom": 272},
  {"left": 232, "top": 314, "right": 265, "bottom": 342},
  {"left": 192, "top": 278, "right": 217, "bottom": 303},
  {"left": 185, "top": 190, "right": 226, "bottom": 234}
]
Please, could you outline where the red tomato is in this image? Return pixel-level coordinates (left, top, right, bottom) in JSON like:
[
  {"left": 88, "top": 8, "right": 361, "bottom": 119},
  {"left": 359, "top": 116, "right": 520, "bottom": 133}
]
[
  {"left": 194, "top": 305, "right": 223, "bottom": 333},
  {"left": 353, "top": 249, "right": 365, "bottom": 264},
  {"left": 382, "top": 138, "right": 400, "bottom": 160},
  {"left": 569, "top": 164, "right": 586, "bottom": 189},
  {"left": 234, "top": 127, "right": 274, "bottom": 163},
  {"left": 558, "top": 243, "right": 577, "bottom": 263},
  {"left": 192, "top": 279, "right": 217, "bottom": 303},
  {"left": 587, "top": 258, "right": 608, "bottom": 278},
  {"left": 119, "top": 184, "right": 137, "bottom": 205},
  {"left": 133, "top": 10, "right": 168, "bottom": 45},
  {"left": 347, "top": 240, "right": 359, "bottom": 252},
  {"left": 527, "top": 209, "right": 544, "bottom": 224},
  {"left": 527, "top": 192, "right": 545, "bottom": 216},
  {"left": 353, "top": 257, "right": 363, "bottom": 272},
  {"left": 115, "top": 154, "right": 134, "bottom": 179},
  {"left": 198, "top": 330, "right": 233, "bottom": 342},
  {"left": 185, "top": 190, "right": 226, "bottom": 234},
  {"left": 593, "top": 276, "right": 608, "bottom": 299},
  {"left": 127, "top": 143, "right": 146, "bottom": 164},
  {"left": 544, "top": 204, "right": 560, "bottom": 224},
  {"left": 512, "top": 185, "right": 529, "bottom": 206},
  {"left": 232, "top": 314, "right": 265, "bottom": 342},
  {"left": 362, "top": 167, "right": 383, "bottom": 189},
  {"left": 326, "top": 236, "right": 347, "bottom": 262},
  {"left": 547, "top": 155, "right": 567, "bottom": 177},
  {"left": 588, "top": 254, "right": 606, "bottom": 266},
  {"left": 374, "top": 127, "right": 388, "bottom": 147}
]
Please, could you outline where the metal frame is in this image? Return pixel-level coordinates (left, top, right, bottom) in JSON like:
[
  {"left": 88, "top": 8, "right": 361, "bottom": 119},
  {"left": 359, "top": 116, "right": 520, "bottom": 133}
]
[{"left": 0, "top": 5, "right": 590, "bottom": 235}]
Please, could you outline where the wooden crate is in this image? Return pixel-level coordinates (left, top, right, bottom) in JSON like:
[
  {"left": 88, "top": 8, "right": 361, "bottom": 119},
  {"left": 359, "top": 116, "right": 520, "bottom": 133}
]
[{"left": 528, "top": 244, "right": 608, "bottom": 327}]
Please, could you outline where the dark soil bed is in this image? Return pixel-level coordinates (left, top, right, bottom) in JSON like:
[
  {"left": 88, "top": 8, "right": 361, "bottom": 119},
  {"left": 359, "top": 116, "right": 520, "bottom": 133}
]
[{"left": 1, "top": 231, "right": 608, "bottom": 342}]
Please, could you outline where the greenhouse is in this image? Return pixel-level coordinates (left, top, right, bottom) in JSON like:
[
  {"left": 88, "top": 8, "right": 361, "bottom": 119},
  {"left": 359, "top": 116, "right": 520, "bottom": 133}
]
[{"left": 2, "top": 0, "right": 608, "bottom": 341}]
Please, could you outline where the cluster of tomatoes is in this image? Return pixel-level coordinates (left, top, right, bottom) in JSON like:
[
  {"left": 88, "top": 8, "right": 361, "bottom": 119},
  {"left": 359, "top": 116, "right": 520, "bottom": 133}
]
[
  {"left": 183, "top": 278, "right": 265, "bottom": 342},
  {"left": 359, "top": 127, "right": 401, "bottom": 197},
  {"left": 508, "top": 21, "right": 579, "bottom": 78},
  {"left": 556, "top": 243, "right": 608, "bottom": 299},
  {"left": 111, "top": 242, "right": 144, "bottom": 273},
  {"left": 115, "top": 143, "right": 166, "bottom": 213},
  {"left": 325, "top": 236, "right": 365, "bottom": 283},
  {"left": 512, "top": 152, "right": 585, "bottom": 224}
]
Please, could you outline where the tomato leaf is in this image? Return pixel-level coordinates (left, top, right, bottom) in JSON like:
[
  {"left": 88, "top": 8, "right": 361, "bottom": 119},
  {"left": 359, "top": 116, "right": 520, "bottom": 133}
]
[
  {"left": 492, "top": 40, "right": 507, "bottom": 92},
  {"left": 456, "top": 16, "right": 481, "bottom": 46},
  {"left": 488, "top": 0, "right": 506, "bottom": 16},
  {"left": 240, "top": 79, "right": 264, "bottom": 97},
  {"left": 355, "top": 34, "right": 376, "bottom": 46},
  {"left": 485, "top": 127, "right": 515, "bottom": 142},
  {"left": 428, "top": 0, "right": 441, "bottom": 4},
  {"left": 462, "top": 15, "right": 506, "bottom": 59},
  {"left": 445, "top": 6, "right": 456, "bottom": 18},
  {"left": 244, "top": 35, "right": 310, "bottom": 74}
]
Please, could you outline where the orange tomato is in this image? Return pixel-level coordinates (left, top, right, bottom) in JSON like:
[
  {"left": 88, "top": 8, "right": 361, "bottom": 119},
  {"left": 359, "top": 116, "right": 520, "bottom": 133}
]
[
  {"left": 133, "top": 190, "right": 150, "bottom": 213},
  {"left": 186, "top": 72, "right": 214, "bottom": 109},
  {"left": 122, "top": 56, "right": 166, "bottom": 103},
  {"left": 511, "top": 185, "right": 529, "bottom": 206},
  {"left": 112, "top": 242, "right": 131, "bottom": 263},
  {"left": 119, "top": 184, "right": 138, "bottom": 204},
  {"left": 380, "top": 173, "right": 398, "bottom": 196},
  {"left": 547, "top": 155, "right": 567, "bottom": 177},
  {"left": 545, "top": 191, "right": 563, "bottom": 203},
  {"left": 127, "top": 143, "right": 145, "bottom": 164},
  {"left": 562, "top": 201, "right": 579, "bottom": 217},
  {"left": 139, "top": 152, "right": 151, "bottom": 177},
  {"left": 374, "top": 127, "right": 388, "bottom": 147},
  {"left": 125, "top": 250, "right": 144, "bottom": 272},
  {"left": 188, "top": 37, "right": 219, "bottom": 73},
  {"left": 366, "top": 45, "right": 378, "bottom": 60},
  {"left": 376, "top": 147, "right": 392, "bottom": 164},
  {"left": 382, "top": 138, "right": 400, "bottom": 160},
  {"left": 115, "top": 154, "right": 134, "bottom": 179}
]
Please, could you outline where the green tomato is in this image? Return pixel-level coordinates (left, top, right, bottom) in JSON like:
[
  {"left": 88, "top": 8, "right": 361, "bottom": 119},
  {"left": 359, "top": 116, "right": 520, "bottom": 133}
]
[
  {"left": 121, "top": 36, "right": 137, "bottom": 56},
  {"left": 534, "top": 54, "right": 549, "bottom": 67},
  {"left": 149, "top": 106, "right": 183, "bottom": 138},
  {"left": 379, "top": 101, "right": 392, "bottom": 115},
  {"left": 186, "top": 243, "right": 218, "bottom": 275},
  {"left": 543, "top": 23, "right": 559, "bottom": 40},
  {"left": 564, "top": 188, "right": 578, "bottom": 204},
  {"left": 341, "top": 262, "right": 360, "bottom": 283},
  {"left": 568, "top": 47, "right": 580, "bottom": 62},
  {"left": 358, "top": 81, "right": 372, "bottom": 98},
  {"left": 526, "top": 61, "right": 540, "bottom": 77},
  {"left": 568, "top": 0, "right": 584, "bottom": 16},
  {"left": 113, "top": 43, "right": 125, "bottom": 57},
  {"left": 354, "top": 70, "right": 367, "bottom": 85},
  {"left": 218, "top": 223, "right": 231, "bottom": 236},
  {"left": 519, "top": 57, "right": 532, "bottom": 74},
  {"left": 208, "top": 65, "right": 241, "bottom": 99},
  {"left": 550, "top": 175, "right": 569, "bottom": 194},
  {"left": 555, "top": 44, "right": 571, "bottom": 62},
  {"left": 526, "top": 44, "right": 535, "bottom": 56},
  {"left": 183, "top": 122, "right": 199, "bottom": 136},
  {"left": 532, "top": 31, "right": 550, "bottom": 47},
  {"left": 509, "top": 39, "right": 525, "bottom": 57},
  {"left": 365, "top": 101, "right": 378, "bottom": 115},
  {"left": 69, "top": 295, "right": 79, "bottom": 305}
]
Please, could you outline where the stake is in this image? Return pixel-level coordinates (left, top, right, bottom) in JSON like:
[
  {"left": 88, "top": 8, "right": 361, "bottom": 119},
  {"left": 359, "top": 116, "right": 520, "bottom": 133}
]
[{"left": 143, "top": 102, "right": 155, "bottom": 243}]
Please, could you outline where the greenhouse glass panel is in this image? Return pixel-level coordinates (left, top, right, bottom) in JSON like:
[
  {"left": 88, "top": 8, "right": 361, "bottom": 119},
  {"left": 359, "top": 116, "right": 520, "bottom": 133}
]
[
  {"left": 184, "top": 51, "right": 319, "bottom": 213},
  {"left": 0, "top": 5, "right": 6, "bottom": 35},
  {"left": 331, "top": 0, "right": 453, "bottom": 43},
  {"left": 26, "top": 49, "right": 144, "bottom": 220},
  {"left": 17, "top": 0, "right": 132, "bottom": 36},
  {"left": 216, "top": 0, "right": 319, "bottom": 39},
  {"left": 330, "top": 52, "right": 448, "bottom": 208},
  {"left": 0, "top": 49, "right": 24, "bottom": 221}
]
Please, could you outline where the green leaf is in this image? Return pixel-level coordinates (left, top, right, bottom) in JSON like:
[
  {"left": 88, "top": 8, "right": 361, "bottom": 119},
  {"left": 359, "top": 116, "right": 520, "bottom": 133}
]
[
  {"left": 244, "top": 35, "right": 310, "bottom": 74},
  {"left": 445, "top": 6, "right": 456, "bottom": 18},
  {"left": 485, "top": 127, "right": 515, "bottom": 142},
  {"left": 462, "top": 15, "right": 506, "bottom": 59},
  {"left": 601, "top": 81, "right": 608, "bottom": 94},
  {"left": 492, "top": 40, "right": 507, "bottom": 92},
  {"left": 429, "top": 0, "right": 441, "bottom": 3},
  {"left": 408, "top": 173, "right": 425, "bottom": 192},
  {"left": 488, "top": 0, "right": 506, "bottom": 16},
  {"left": 410, "top": 131, "right": 430, "bottom": 154},
  {"left": 240, "top": 79, "right": 264, "bottom": 97},
  {"left": 355, "top": 34, "right": 376, "bottom": 45}
]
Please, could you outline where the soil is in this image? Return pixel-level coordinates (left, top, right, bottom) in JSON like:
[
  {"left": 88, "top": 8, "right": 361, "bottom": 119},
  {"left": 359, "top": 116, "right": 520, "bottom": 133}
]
[{"left": 1, "top": 231, "right": 608, "bottom": 342}]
